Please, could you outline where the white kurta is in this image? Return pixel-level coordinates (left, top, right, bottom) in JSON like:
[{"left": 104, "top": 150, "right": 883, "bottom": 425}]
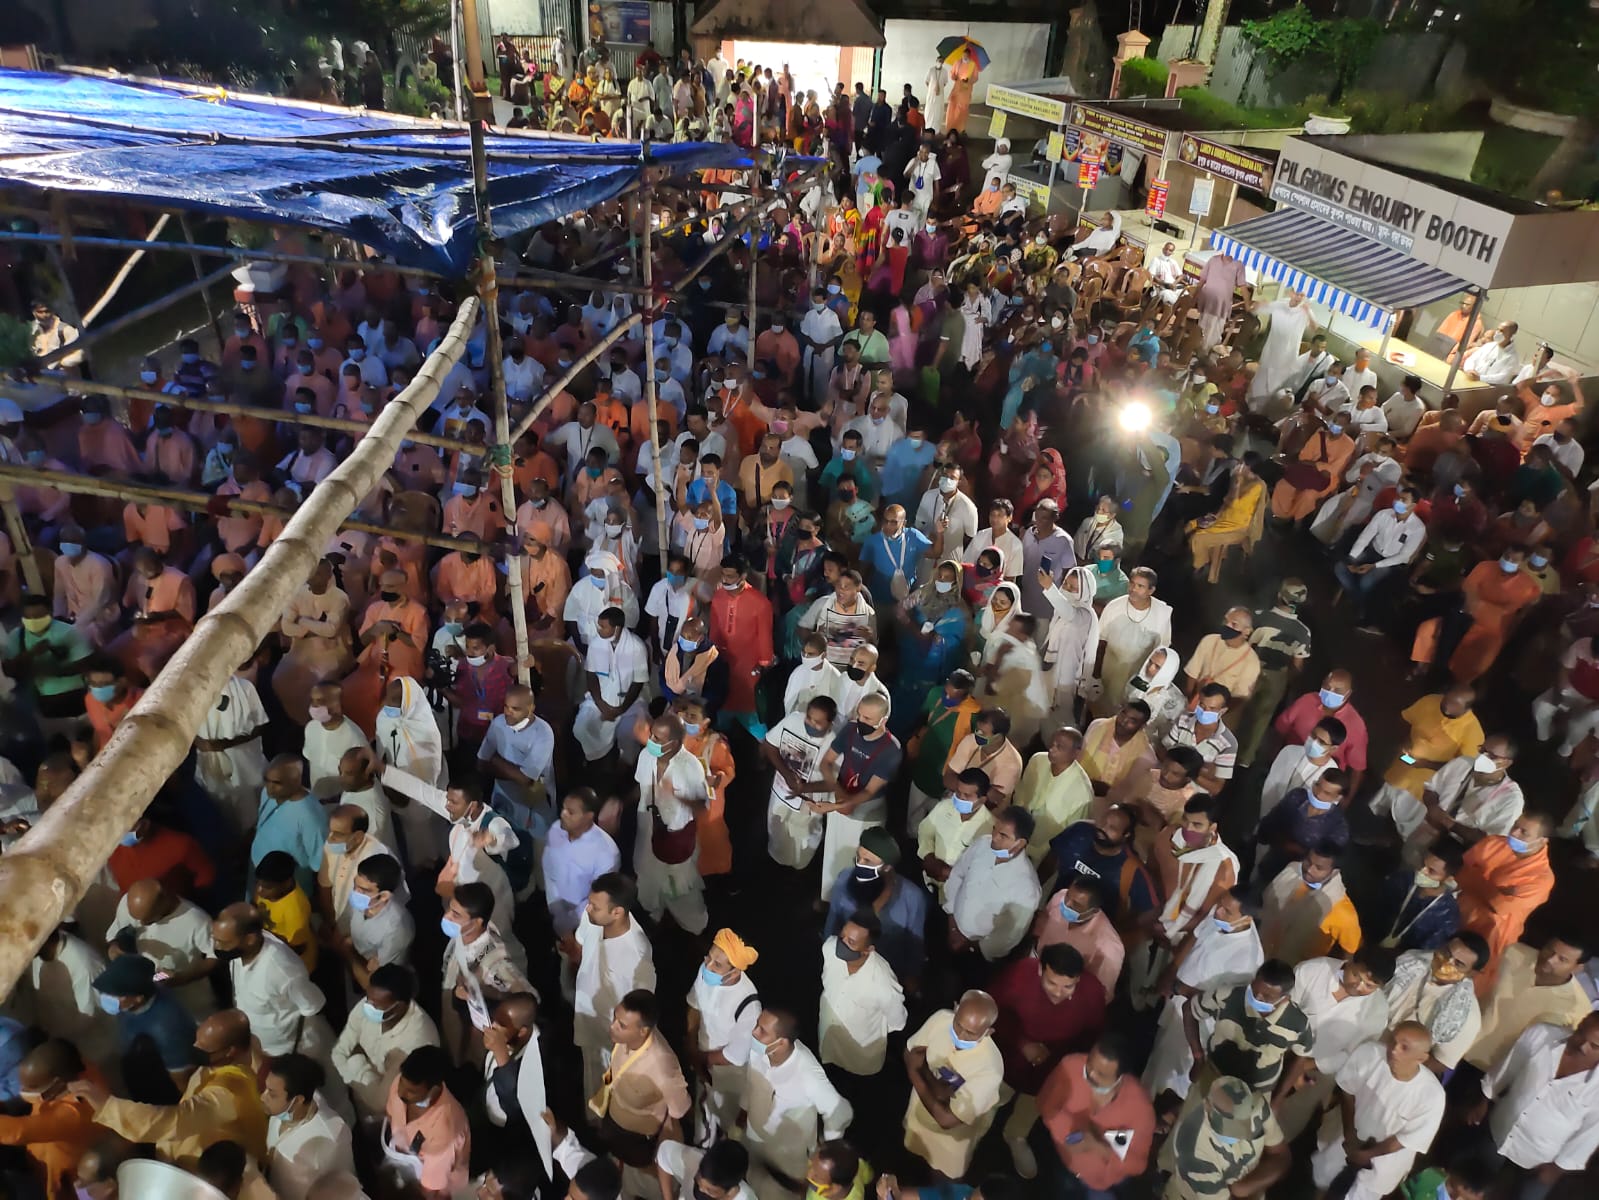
[
  {"left": 765, "top": 713, "right": 834, "bottom": 868},
  {"left": 634, "top": 747, "right": 710, "bottom": 931},
  {"left": 1142, "top": 918, "right": 1264, "bottom": 1099},
  {"left": 1094, "top": 597, "right": 1174, "bottom": 718},
  {"left": 1259, "top": 744, "right": 1337, "bottom": 821},
  {"left": 330, "top": 999, "right": 440, "bottom": 1118},
  {"left": 743, "top": 1040, "right": 853, "bottom": 1185},
  {"left": 576, "top": 630, "right": 650, "bottom": 760},
  {"left": 304, "top": 716, "right": 368, "bottom": 800},
  {"left": 1391, "top": 755, "right": 1523, "bottom": 841},
  {"left": 104, "top": 895, "right": 216, "bottom": 1020},
  {"left": 195, "top": 674, "right": 269, "bottom": 833},
  {"left": 1484, "top": 1021, "right": 1599, "bottom": 1170},
  {"left": 266, "top": 1099, "right": 356, "bottom": 1200},
  {"left": 25, "top": 934, "right": 115, "bottom": 1071},
  {"left": 818, "top": 939, "right": 906, "bottom": 1074},
  {"left": 689, "top": 969, "right": 761, "bottom": 1130},
  {"left": 943, "top": 841, "right": 1041, "bottom": 960},
  {"left": 1250, "top": 300, "right": 1314, "bottom": 401},
  {"left": 1276, "top": 955, "right": 1391, "bottom": 1139},
  {"left": 1311, "top": 1042, "right": 1444, "bottom": 1200}
]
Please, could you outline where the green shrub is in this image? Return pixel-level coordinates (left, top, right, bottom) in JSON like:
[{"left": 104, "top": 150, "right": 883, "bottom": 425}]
[
  {"left": 390, "top": 87, "right": 430, "bottom": 117},
  {"left": 1118, "top": 56, "right": 1168, "bottom": 99},
  {"left": 0, "top": 315, "right": 31, "bottom": 370}
]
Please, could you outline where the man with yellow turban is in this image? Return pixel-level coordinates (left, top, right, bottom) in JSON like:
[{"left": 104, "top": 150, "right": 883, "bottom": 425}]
[{"left": 685, "top": 929, "right": 761, "bottom": 1133}]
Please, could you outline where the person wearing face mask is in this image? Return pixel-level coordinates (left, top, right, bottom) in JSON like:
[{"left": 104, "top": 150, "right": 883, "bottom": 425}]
[
  {"left": 917, "top": 767, "right": 995, "bottom": 903},
  {"left": 1452, "top": 813, "right": 1555, "bottom": 996},
  {"left": 1334, "top": 485, "right": 1428, "bottom": 628},
  {"left": 314, "top": 803, "right": 396, "bottom": 930},
  {"left": 944, "top": 807, "right": 1042, "bottom": 962},
  {"left": 1129, "top": 790, "right": 1237, "bottom": 998},
  {"left": 1142, "top": 886, "right": 1264, "bottom": 1098},
  {"left": 273, "top": 558, "right": 353, "bottom": 725},
  {"left": 208, "top": 903, "right": 342, "bottom": 1107},
  {"left": 1370, "top": 843, "right": 1463, "bottom": 956},
  {"left": 1179, "top": 959, "right": 1309, "bottom": 1124},
  {"left": 0, "top": 1038, "right": 101, "bottom": 1193},
  {"left": 739, "top": 1007, "right": 853, "bottom": 1191},
  {"left": 74, "top": 394, "right": 143, "bottom": 475},
  {"left": 70, "top": 1007, "right": 267, "bottom": 1168},
  {"left": 1256, "top": 768, "right": 1349, "bottom": 884},
  {"left": 438, "top": 623, "right": 515, "bottom": 757},
  {"left": 1271, "top": 407, "right": 1356, "bottom": 523},
  {"left": 1460, "top": 321, "right": 1521, "bottom": 385},
  {"left": 1382, "top": 935, "right": 1489, "bottom": 1074},
  {"left": 1034, "top": 1035, "right": 1156, "bottom": 1195},
  {"left": 819, "top": 907, "right": 909, "bottom": 1081},
  {"left": 900, "top": 989, "right": 1004, "bottom": 1179},
  {"left": 1310, "top": 434, "right": 1402, "bottom": 549},
  {"left": 259, "top": 1052, "right": 356, "bottom": 1200},
  {"left": 473, "top": 684, "right": 556, "bottom": 835},
  {"left": 816, "top": 695, "right": 901, "bottom": 902},
  {"left": 761, "top": 694, "right": 839, "bottom": 869},
  {"left": 1258, "top": 715, "right": 1345, "bottom": 820},
  {"left": 1391, "top": 733, "right": 1521, "bottom": 866},
  {"left": 797, "top": 287, "right": 844, "bottom": 401},
  {"left": 1161, "top": 1072, "right": 1291, "bottom": 1199},
  {"left": 706, "top": 555, "right": 773, "bottom": 729},
  {"left": 1436, "top": 544, "right": 1541, "bottom": 686},
  {"left": 1159, "top": 684, "right": 1235, "bottom": 799},
  {"left": 1257, "top": 843, "right": 1362, "bottom": 965},
  {"left": 375, "top": 1045, "right": 471, "bottom": 1197}
]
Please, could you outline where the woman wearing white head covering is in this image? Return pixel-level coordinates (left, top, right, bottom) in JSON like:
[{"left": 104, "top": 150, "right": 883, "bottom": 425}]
[
  {"left": 1041, "top": 564, "right": 1101, "bottom": 735},
  {"left": 1126, "top": 644, "right": 1184, "bottom": 741},
  {"left": 375, "top": 676, "right": 449, "bottom": 867},
  {"left": 980, "top": 138, "right": 1012, "bottom": 193},
  {"left": 973, "top": 581, "right": 1023, "bottom": 666}
]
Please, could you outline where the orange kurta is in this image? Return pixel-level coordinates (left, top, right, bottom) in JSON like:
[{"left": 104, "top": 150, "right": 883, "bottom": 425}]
[
  {"left": 1449, "top": 561, "right": 1541, "bottom": 683},
  {"left": 1456, "top": 836, "right": 1554, "bottom": 996},
  {"left": 684, "top": 729, "right": 736, "bottom": 876},
  {"left": 1270, "top": 431, "right": 1354, "bottom": 521}
]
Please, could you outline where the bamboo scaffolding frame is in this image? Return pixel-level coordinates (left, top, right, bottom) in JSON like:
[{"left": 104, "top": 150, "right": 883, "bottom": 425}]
[
  {"left": 0, "top": 299, "right": 478, "bottom": 996},
  {"left": 0, "top": 463, "right": 489, "bottom": 553}
]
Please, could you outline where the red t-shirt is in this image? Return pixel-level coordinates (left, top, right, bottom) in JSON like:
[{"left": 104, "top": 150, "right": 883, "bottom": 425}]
[
  {"left": 108, "top": 826, "right": 216, "bottom": 896},
  {"left": 990, "top": 956, "right": 1108, "bottom": 1095},
  {"left": 1272, "top": 692, "right": 1370, "bottom": 772}
]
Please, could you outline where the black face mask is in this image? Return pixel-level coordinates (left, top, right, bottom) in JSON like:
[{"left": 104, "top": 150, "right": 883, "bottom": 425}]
[
  {"left": 833, "top": 939, "right": 864, "bottom": 963},
  {"left": 846, "top": 872, "right": 886, "bottom": 904},
  {"left": 1219, "top": 626, "right": 1243, "bottom": 640},
  {"left": 692, "top": 1185, "right": 717, "bottom": 1200},
  {"left": 379, "top": 590, "right": 401, "bottom": 603},
  {"left": 846, "top": 666, "right": 868, "bottom": 682},
  {"left": 213, "top": 945, "right": 242, "bottom": 963}
]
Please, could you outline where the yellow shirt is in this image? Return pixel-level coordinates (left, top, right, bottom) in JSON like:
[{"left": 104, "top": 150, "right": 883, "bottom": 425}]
[
  {"left": 95, "top": 1064, "right": 268, "bottom": 1167},
  {"left": 1465, "top": 941, "right": 1593, "bottom": 1069},
  {"left": 257, "top": 888, "right": 317, "bottom": 972},
  {"left": 916, "top": 799, "right": 993, "bottom": 901},
  {"left": 1013, "top": 754, "right": 1094, "bottom": 863},
  {"left": 1384, "top": 695, "right": 1484, "bottom": 797}
]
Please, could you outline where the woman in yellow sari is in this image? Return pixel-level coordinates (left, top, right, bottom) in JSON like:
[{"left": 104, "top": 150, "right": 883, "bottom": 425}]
[{"left": 1187, "top": 458, "right": 1266, "bottom": 583}]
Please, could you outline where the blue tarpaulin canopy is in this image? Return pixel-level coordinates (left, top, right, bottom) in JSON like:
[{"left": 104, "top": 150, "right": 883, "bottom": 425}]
[{"left": 0, "top": 68, "right": 752, "bottom": 276}]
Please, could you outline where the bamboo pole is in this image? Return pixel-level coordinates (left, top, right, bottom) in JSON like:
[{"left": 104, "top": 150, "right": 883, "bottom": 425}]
[
  {"left": 0, "top": 489, "right": 45, "bottom": 595},
  {"left": 0, "top": 463, "right": 488, "bottom": 553},
  {"left": 178, "top": 214, "right": 225, "bottom": 350},
  {"left": 504, "top": 313, "right": 643, "bottom": 446},
  {"left": 23, "top": 376, "right": 476, "bottom": 455},
  {"left": 460, "top": 0, "right": 532, "bottom": 688},
  {"left": 33, "top": 263, "right": 239, "bottom": 370},
  {"left": 641, "top": 182, "right": 670, "bottom": 575},
  {"left": 0, "top": 298, "right": 479, "bottom": 999},
  {"left": 79, "top": 214, "right": 170, "bottom": 328}
]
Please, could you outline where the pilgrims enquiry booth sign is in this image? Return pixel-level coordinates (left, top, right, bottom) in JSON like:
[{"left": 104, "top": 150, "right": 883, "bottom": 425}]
[{"left": 1268, "top": 138, "right": 1514, "bottom": 289}]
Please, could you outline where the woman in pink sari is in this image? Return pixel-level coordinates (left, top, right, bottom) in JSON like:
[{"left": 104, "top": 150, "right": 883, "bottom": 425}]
[{"left": 733, "top": 84, "right": 755, "bottom": 148}]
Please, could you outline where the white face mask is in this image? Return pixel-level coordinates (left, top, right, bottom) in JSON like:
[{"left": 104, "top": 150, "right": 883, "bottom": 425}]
[
  {"left": 1473, "top": 752, "right": 1499, "bottom": 774},
  {"left": 1493, "top": 332, "right": 1506, "bottom": 344}
]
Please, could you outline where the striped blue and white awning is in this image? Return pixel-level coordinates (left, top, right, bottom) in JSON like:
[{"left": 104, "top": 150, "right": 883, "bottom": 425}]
[{"left": 1209, "top": 209, "right": 1471, "bottom": 334}]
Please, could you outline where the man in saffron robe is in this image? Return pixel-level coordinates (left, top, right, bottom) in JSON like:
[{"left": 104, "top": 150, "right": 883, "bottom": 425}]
[
  {"left": 1455, "top": 813, "right": 1555, "bottom": 997},
  {"left": 710, "top": 554, "right": 773, "bottom": 730}
]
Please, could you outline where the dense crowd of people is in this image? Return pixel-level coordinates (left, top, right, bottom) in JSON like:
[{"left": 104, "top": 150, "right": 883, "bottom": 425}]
[{"left": 2, "top": 45, "right": 1599, "bottom": 1200}]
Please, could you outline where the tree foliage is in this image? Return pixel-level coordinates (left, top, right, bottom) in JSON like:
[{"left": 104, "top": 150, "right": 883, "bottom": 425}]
[{"left": 1240, "top": 3, "right": 1380, "bottom": 105}]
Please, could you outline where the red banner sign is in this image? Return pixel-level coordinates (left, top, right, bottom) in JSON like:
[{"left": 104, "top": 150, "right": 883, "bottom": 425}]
[{"left": 1146, "top": 179, "right": 1169, "bottom": 218}]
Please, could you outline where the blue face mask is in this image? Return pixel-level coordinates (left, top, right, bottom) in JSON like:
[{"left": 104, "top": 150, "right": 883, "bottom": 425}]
[
  {"left": 1245, "top": 987, "right": 1276, "bottom": 1015},
  {"left": 1303, "top": 872, "right": 1325, "bottom": 890},
  {"left": 1307, "top": 794, "right": 1334, "bottom": 812},
  {"left": 1318, "top": 689, "right": 1345, "bottom": 709},
  {"left": 349, "top": 348, "right": 365, "bottom": 361},
  {"left": 1304, "top": 737, "right": 1327, "bottom": 758},
  {"left": 83, "top": 412, "right": 104, "bottom": 425},
  {"left": 693, "top": 517, "right": 711, "bottom": 531},
  {"left": 98, "top": 994, "right": 121, "bottom": 1015},
  {"left": 1507, "top": 835, "right": 1530, "bottom": 853},
  {"left": 1454, "top": 484, "right": 1466, "bottom": 498},
  {"left": 308, "top": 338, "right": 324, "bottom": 350},
  {"left": 25, "top": 450, "right": 45, "bottom": 466},
  {"left": 1213, "top": 917, "right": 1235, "bottom": 934},
  {"left": 1060, "top": 901, "right": 1083, "bottom": 923},
  {"left": 348, "top": 890, "right": 373, "bottom": 910},
  {"left": 90, "top": 684, "right": 118, "bottom": 703},
  {"left": 59, "top": 542, "right": 82, "bottom": 557},
  {"left": 645, "top": 740, "right": 666, "bottom": 758},
  {"left": 1195, "top": 707, "right": 1221, "bottom": 726},
  {"left": 950, "top": 1024, "right": 980, "bottom": 1052},
  {"left": 239, "top": 360, "right": 256, "bottom": 372},
  {"left": 361, "top": 1000, "right": 388, "bottom": 1021},
  {"left": 677, "top": 636, "right": 699, "bottom": 652},
  {"left": 444, "top": 621, "right": 464, "bottom": 636},
  {"left": 683, "top": 720, "right": 703, "bottom": 736},
  {"left": 1215, "top": 1133, "right": 1240, "bottom": 1147},
  {"left": 294, "top": 402, "right": 314, "bottom": 415},
  {"left": 182, "top": 352, "right": 200, "bottom": 364},
  {"left": 119, "top": 832, "right": 140, "bottom": 847},
  {"left": 381, "top": 705, "right": 403, "bottom": 718},
  {"left": 699, "top": 964, "right": 724, "bottom": 988},
  {"left": 952, "top": 796, "right": 976, "bottom": 815},
  {"left": 666, "top": 572, "right": 686, "bottom": 588},
  {"left": 440, "top": 918, "right": 463, "bottom": 939},
  {"left": 325, "top": 840, "right": 348, "bottom": 856},
  {"left": 298, "top": 363, "right": 314, "bottom": 375},
  {"left": 1499, "top": 558, "right": 1518, "bottom": 574},
  {"left": 590, "top": 575, "right": 606, "bottom": 589}
]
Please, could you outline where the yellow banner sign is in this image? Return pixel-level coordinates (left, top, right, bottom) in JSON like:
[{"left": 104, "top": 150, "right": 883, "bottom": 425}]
[
  {"left": 988, "top": 110, "right": 1007, "bottom": 139},
  {"left": 1068, "top": 103, "right": 1170, "bottom": 156},
  {"left": 985, "top": 85, "right": 1068, "bottom": 126},
  {"left": 1007, "top": 173, "right": 1052, "bottom": 211}
]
